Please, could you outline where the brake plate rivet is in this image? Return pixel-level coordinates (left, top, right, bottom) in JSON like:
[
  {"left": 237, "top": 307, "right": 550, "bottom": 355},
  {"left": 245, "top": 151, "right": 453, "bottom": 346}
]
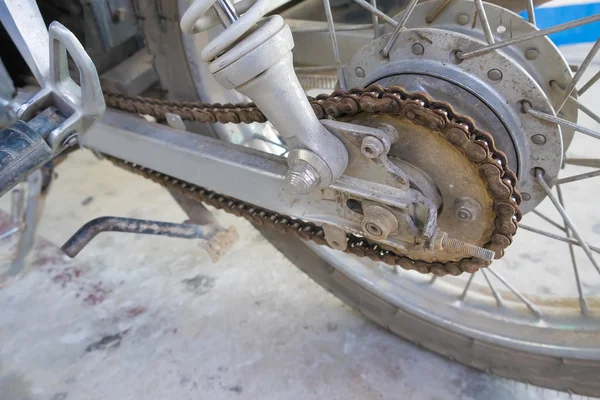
[
  {"left": 412, "top": 43, "right": 424, "bottom": 56},
  {"left": 531, "top": 134, "right": 546, "bottom": 145},
  {"left": 525, "top": 48, "right": 539, "bottom": 60},
  {"left": 487, "top": 69, "right": 503, "bottom": 82},
  {"left": 355, "top": 67, "right": 365, "bottom": 78},
  {"left": 457, "top": 14, "right": 470, "bottom": 25}
]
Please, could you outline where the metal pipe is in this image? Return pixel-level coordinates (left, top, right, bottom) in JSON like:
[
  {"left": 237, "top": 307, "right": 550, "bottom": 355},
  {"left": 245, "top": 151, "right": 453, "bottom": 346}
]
[{"left": 62, "top": 216, "right": 220, "bottom": 258}]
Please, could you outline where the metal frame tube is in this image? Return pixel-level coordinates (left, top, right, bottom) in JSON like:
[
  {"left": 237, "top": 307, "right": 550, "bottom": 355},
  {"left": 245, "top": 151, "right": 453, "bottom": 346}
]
[{"left": 82, "top": 110, "right": 414, "bottom": 230}]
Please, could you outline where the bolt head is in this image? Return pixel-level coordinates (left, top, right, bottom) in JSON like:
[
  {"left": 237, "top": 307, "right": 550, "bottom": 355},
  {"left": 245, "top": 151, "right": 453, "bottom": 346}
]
[
  {"left": 286, "top": 161, "right": 319, "bottom": 195},
  {"left": 361, "top": 136, "right": 385, "bottom": 159},
  {"left": 355, "top": 67, "right": 365, "bottom": 78},
  {"left": 65, "top": 136, "right": 78, "bottom": 147},
  {"left": 521, "top": 192, "right": 532, "bottom": 201},
  {"left": 531, "top": 134, "right": 546, "bottom": 145},
  {"left": 525, "top": 48, "right": 539, "bottom": 60},
  {"left": 457, "top": 14, "right": 470, "bottom": 25},
  {"left": 487, "top": 69, "right": 503, "bottom": 82},
  {"left": 454, "top": 197, "right": 482, "bottom": 222},
  {"left": 456, "top": 208, "right": 472, "bottom": 220},
  {"left": 411, "top": 43, "right": 424, "bottom": 56}
]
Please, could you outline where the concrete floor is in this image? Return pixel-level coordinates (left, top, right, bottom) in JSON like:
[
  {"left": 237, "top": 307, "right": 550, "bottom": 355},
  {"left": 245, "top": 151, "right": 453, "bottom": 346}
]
[
  {"left": 2, "top": 48, "right": 600, "bottom": 400},
  {"left": 2, "top": 151, "right": 591, "bottom": 400}
]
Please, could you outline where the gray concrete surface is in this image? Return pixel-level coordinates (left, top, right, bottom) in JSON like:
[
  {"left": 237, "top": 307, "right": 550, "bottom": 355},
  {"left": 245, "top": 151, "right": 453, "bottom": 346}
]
[
  {"left": 1, "top": 151, "right": 591, "bottom": 400},
  {"left": 2, "top": 47, "right": 600, "bottom": 400}
]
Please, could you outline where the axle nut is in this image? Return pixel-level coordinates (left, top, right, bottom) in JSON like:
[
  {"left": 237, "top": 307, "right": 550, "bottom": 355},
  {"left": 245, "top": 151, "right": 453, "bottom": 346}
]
[
  {"left": 286, "top": 148, "right": 333, "bottom": 194},
  {"left": 361, "top": 205, "right": 399, "bottom": 240}
]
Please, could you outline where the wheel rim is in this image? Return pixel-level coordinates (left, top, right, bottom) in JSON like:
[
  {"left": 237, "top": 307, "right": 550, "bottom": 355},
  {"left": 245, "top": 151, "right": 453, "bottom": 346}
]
[{"left": 179, "top": 0, "right": 600, "bottom": 358}]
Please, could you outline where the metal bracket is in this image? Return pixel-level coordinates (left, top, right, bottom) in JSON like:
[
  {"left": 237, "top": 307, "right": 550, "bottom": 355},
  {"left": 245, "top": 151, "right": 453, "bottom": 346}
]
[
  {"left": 0, "top": 0, "right": 105, "bottom": 153},
  {"left": 62, "top": 216, "right": 239, "bottom": 262},
  {"left": 321, "top": 119, "right": 410, "bottom": 190},
  {"left": 17, "top": 22, "right": 106, "bottom": 152}
]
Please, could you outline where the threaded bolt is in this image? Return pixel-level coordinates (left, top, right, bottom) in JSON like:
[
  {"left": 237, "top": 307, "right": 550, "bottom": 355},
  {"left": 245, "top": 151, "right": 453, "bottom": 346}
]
[
  {"left": 286, "top": 161, "right": 320, "bottom": 194},
  {"left": 442, "top": 236, "right": 495, "bottom": 262}
]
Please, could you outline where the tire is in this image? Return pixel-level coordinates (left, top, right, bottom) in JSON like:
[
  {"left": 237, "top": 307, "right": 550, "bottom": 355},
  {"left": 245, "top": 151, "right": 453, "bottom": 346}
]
[{"left": 134, "top": 0, "right": 600, "bottom": 396}]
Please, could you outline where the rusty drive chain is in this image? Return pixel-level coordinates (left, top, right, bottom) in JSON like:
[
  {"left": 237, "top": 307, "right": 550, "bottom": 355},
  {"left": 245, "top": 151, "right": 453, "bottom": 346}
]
[{"left": 103, "top": 85, "right": 521, "bottom": 276}]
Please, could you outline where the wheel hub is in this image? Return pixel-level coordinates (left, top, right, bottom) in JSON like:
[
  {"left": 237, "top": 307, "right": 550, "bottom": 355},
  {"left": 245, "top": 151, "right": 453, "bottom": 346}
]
[{"left": 343, "top": 0, "right": 573, "bottom": 214}]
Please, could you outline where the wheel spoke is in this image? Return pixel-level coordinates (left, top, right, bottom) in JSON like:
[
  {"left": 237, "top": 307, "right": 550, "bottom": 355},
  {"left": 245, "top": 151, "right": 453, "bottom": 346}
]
[
  {"left": 524, "top": 102, "right": 600, "bottom": 141},
  {"left": 520, "top": 224, "right": 600, "bottom": 254},
  {"left": 555, "top": 38, "right": 600, "bottom": 113},
  {"left": 579, "top": 70, "right": 600, "bottom": 96},
  {"left": 381, "top": 0, "right": 419, "bottom": 57},
  {"left": 323, "top": 0, "right": 347, "bottom": 90},
  {"left": 525, "top": 0, "right": 536, "bottom": 25},
  {"left": 532, "top": 209, "right": 566, "bottom": 232},
  {"left": 294, "top": 65, "right": 339, "bottom": 72},
  {"left": 564, "top": 158, "right": 600, "bottom": 169},
  {"left": 536, "top": 169, "right": 600, "bottom": 277},
  {"left": 487, "top": 267, "right": 543, "bottom": 317},
  {"left": 550, "top": 81, "right": 600, "bottom": 125},
  {"left": 425, "top": 0, "right": 452, "bottom": 24},
  {"left": 458, "top": 272, "right": 476, "bottom": 301},
  {"left": 481, "top": 269, "right": 503, "bottom": 307},
  {"left": 352, "top": 0, "right": 398, "bottom": 28},
  {"left": 289, "top": 23, "right": 373, "bottom": 33},
  {"left": 474, "top": 0, "right": 495, "bottom": 44},
  {"left": 250, "top": 133, "right": 287, "bottom": 150},
  {"left": 556, "top": 185, "right": 589, "bottom": 315},
  {"left": 370, "top": 0, "right": 379, "bottom": 38},
  {"left": 556, "top": 169, "right": 600, "bottom": 185},
  {"left": 459, "top": 13, "right": 600, "bottom": 60}
]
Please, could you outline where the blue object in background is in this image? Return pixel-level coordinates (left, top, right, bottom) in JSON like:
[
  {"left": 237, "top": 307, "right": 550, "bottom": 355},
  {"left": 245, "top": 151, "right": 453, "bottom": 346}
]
[{"left": 520, "top": 3, "right": 600, "bottom": 45}]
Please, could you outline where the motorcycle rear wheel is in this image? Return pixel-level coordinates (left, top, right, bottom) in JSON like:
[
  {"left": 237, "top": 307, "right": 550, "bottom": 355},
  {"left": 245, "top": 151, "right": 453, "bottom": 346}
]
[{"left": 134, "top": 0, "right": 600, "bottom": 395}]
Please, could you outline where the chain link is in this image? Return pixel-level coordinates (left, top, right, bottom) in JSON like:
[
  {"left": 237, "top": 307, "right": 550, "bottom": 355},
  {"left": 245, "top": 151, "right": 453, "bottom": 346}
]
[{"left": 104, "top": 85, "right": 521, "bottom": 276}]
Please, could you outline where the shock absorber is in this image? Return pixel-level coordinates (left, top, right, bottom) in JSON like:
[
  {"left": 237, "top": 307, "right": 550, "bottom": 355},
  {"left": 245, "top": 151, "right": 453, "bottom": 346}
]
[{"left": 181, "top": 0, "right": 348, "bottom": 194}]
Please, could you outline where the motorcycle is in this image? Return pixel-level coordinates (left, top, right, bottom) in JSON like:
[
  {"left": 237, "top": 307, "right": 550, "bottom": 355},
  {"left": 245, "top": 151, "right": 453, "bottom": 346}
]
[{"left": 0, "top": 0, "right": 599, "bottom": 395}]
